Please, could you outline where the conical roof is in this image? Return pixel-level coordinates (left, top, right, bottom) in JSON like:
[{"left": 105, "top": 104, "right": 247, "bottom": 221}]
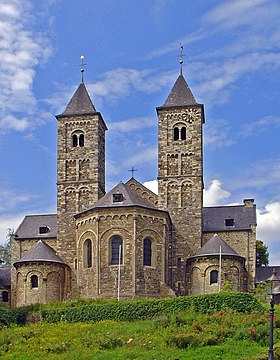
[
  {"left": 162, "top": 74, "right": 197, "bottom": 107},
  {"left": 59, "top": 82, "right": 96, "bottom": 116},
  {"left": 13, "top": 240, "right": 65, "bottom": 266},
  {"left": 192, "top": 234, "right": 242, "bottom": 258}
]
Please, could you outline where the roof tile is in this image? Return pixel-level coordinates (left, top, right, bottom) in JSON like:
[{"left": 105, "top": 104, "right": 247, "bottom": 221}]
[
  {"left": 162, "top": 74, "right": 197, "bottom": 107},
  {"left": 14, "top": 240, "right": 65, "bottom": 265},
  {"left": 58, "top": 82, "right": 96, "bottom": 116}
]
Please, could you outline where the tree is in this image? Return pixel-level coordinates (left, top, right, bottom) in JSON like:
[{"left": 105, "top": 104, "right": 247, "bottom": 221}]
[
  {"left": 256, "top": 240, "right": 269, "bottom": 267},
  {"left": 0, "top": 229, "right": 12, "bottom": 266}
]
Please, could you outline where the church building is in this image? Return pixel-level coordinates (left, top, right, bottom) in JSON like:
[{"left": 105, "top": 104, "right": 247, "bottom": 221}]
[{"left": 6, "top": 61, "right": 256, "bottom": 306}]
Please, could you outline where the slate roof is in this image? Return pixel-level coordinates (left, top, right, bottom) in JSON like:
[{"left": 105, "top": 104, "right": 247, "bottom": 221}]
[
  {"left": 203, "top": 203, "right": 256, "bottom": 232},
  {"left": 13, "top": 240, "right": 65, "bottom": 266},
  {"left": 0, "top": 267, "right": 11, "bottom": 287},
  {"left": 75, "top": 181, "right": 159, "bottom": 217},
  {"left": 15, "top": 214, "right": 57, "bottom": 239},
  {"left": 255, "top": 266, "right": 280, "bottom": 283},
  {"left": 162, "top": 74, "right": 197, "bottom": 107},
  {"left": 58, "top": 82, "right": 96, "bottom": 116},
  {"left": 190, "top": 234, "right": 243, "bottom": 259}
]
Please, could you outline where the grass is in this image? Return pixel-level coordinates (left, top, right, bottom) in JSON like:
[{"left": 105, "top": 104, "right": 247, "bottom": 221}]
[{"left": 0, "top": 305, "right": 279, "bottom": 360}]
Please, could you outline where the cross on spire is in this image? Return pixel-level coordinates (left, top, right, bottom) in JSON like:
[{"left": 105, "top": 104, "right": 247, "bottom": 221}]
[
  {"left": 128, "top": 166, "right": 138, "bottom": 178},
  {"left": 179, "top": 43, "right": 185, "bottom": 75},
  {"left": 80, "top": 55, "right": 86, "bottom": 82}
]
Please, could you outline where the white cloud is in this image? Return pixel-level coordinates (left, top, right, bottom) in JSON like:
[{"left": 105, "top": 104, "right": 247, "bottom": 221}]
[
  {"left": 193, "top": 52, "right": 280, "bottom": 105},
  {"left": 204, "top": 0, "right": 279, "bottom": 31},
  {"left": 0, "top": 189, "right": 35, "bottom": 213},
  {"left": 108, "top": 117, "right": 156, "bottom": 133},
  {"left": 268, "top": 249, "right": 280, "bottom": 266},
  {"left": 233, "top": 159, "right": 280, "bottom": 190},
  {"left": 204, "top": 119, "right": 235, "bottom": 148},
  {"left": 123, "top": 147, "right": 157, "bottom": 167},
  {"left": 143, "top": 180, "right": 158, "bottom": 194},
  {"left": 0, "top": 0, "right": 52, "bottom": 134},
  {"left": 203, "top": 179, "right": 231, "bottom": 206},
  {"left": 256, "top": 202, "right": 280, "bottom": 265},
  {"left": 0, "top": 213, "right": 25, "bottom": 245},
  {"left": 239, "top": 115, "right": 280, "bottom": 138},
  {"left": 88, "top": 68, "right": 175, "bottom": 105},
  {"left": 257, "top": 202, "right": 280, "bottom": 244}
]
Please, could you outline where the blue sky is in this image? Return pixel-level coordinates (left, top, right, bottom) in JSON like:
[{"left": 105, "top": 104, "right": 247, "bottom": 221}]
[{"left": 0, "top": 0, "right": 279, "bottom": 265}]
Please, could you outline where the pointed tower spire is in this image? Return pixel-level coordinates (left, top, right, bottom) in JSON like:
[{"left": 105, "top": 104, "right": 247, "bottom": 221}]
[
  {"left": 160, "top": 45, "right": 198, "bottom": 108},
  {"left": 59, "top": 83, "right": 96, "bottom": 116},
  {"left": 162, "top": 74, "right": 197, "bottom": 107}
]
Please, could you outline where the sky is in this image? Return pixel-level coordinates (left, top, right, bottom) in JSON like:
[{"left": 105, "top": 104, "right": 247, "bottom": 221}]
[{"left": 0, "top": 0, "right": 279, "bottom": 265}]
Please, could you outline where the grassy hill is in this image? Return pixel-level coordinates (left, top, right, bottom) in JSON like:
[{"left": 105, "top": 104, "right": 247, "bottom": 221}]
[{"left": 0, "top": 293, "right": 279, "bottom": 359}]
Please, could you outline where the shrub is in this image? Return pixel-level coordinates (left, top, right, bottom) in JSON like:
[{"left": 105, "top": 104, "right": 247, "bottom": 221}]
[
  {"left": 0, "top": 307, "right": 27, "bottom": 326},
  {"left": 40, "top": 292, "right": 263, "bottom": 324}
]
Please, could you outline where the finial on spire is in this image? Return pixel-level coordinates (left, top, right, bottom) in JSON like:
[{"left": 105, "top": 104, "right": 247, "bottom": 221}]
[
  {"left": 80, "top": 55, "right": 86, "bottom": 82},
  {"left": 128, "top": 166, "right": 138, "bottom": 178},
  {"left": 179, "top": 44, "right": 184, "bottom": 75}
]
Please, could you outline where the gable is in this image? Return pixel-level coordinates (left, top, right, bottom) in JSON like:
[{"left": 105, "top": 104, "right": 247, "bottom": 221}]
[{"left": 125, "top": 178, "right": 158, "bottom": 207}]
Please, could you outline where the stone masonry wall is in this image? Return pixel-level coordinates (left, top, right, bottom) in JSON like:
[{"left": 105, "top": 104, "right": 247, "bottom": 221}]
[
  {"left": 14, "top": 262, "right": 67, "bottom": 307},
  {"left": 76, "top": 206, "right": 170, "bottom": 300},
  {"left": 202, "top": 229, "right": 256, "bottom": 291},
  {"left": 188, "top": 256, "right": 247, "bottom": 295},
  {"left": 157, "top": 106, "right": 204, "bottom": 292},
  {"left": 56, "top": 112, "right": 106, "bottom": 298}
]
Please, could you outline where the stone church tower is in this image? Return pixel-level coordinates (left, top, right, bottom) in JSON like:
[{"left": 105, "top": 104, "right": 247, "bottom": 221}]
[
  {"left": 8, "top": 57, "right": 257, "bottom": 307},
  {"left": 56, "top": 81, "right": 107, "bottom": 294},
  {"left": 157, "top": 72, "right": 205, "bottom": 292}
]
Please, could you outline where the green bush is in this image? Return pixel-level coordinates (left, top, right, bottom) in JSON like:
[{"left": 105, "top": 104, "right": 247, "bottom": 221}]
[
  {"left": 40, "top": 292, "right": 263, "bottom": 324},
  {"left": 0, "top": 306, "right": 27, "bottom": 326}
]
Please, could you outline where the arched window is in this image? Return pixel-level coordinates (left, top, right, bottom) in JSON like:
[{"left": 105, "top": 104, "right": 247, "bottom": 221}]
[
  {"left": 72, "top": 132, "right": 85, "bottom": 147},
  {"left": 2, "top": 291, "right": 8, "bottom": 303},
  {"left": 79, "top": 134, "right": 84, "bottom": 147},
  {"left": 181, "top": 127, "right": 186, "bottom": 140},
  {"left": 210, "top": 270, "right": 218, "bottom": 285},
  {"left": 31, "top": 275, "right": 38, "bottom": 288},
  {"left": 143, "top": 238, "right": 152, "bottom": 266},
  {"left": 173, "top": 127, "right": 179, "bottom": 141},
  {"left": 72, "top": 134, "right": 78, "bottom": 147},
  {"left": 111, "top": 236, "right": 123, "bottom": 265},
  {"left": 84, "top": 239, "right": 93, "bottom": 268}
]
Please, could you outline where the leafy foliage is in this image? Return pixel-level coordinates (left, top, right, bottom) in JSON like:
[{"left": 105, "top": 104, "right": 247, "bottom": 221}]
[
  {"left": 41, "top": 292, "right": 263, "bottom": 324},
  {"left": 256, "top": 240, "right": 269, "bottom": 267},
  {"left": 0, "top": 307, "right": 27, "bottom": 326},
  {"left": 0, "top": 306, "right": 279, "bottom": 359},
  {"left": 0, "top": 232, "right": 11, "bottom": 266}
]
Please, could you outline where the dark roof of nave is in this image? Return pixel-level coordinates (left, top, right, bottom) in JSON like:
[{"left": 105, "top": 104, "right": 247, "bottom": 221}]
[
  {"left": 161, "top": 74, "right": 197, "bottom": 108},
  {"left": 13, "top": 240, "right": 65, "bottom": 266},
  {"left": 57, "top": 82, "right": 97, "bottom": 116},
  {"left": 15, "top": 214, "right": 57, "bottom": 239},
  {"left": 0, "top": 267, "right": 11, "bottom": 287},
  {"left": 191, "top": 234, "right": 243, "bottom": 259},
  {"left": 255, "top": 266, "right": 280, "bottom": 283},
  {"left": 203, "top": 202, "right": 256, "bottom": 232},
  {"left": 75, "top": 181, "right": 161, "bottom": 217}
]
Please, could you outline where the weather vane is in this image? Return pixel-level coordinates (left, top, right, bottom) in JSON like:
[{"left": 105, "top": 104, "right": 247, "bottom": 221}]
[
  {"left": 129, "top": 166, "right": 138, "bottom": 178},
  {"left": 179, "top": 43, "right": 185, "bottom": 75},
  {"left": 80, "top": 55, "right": 86, "bottom": 82}
]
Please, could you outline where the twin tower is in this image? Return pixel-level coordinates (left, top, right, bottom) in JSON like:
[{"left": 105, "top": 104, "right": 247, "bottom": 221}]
[{"left": 10, "top": 68, "right": 256, "bottom": 306}]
